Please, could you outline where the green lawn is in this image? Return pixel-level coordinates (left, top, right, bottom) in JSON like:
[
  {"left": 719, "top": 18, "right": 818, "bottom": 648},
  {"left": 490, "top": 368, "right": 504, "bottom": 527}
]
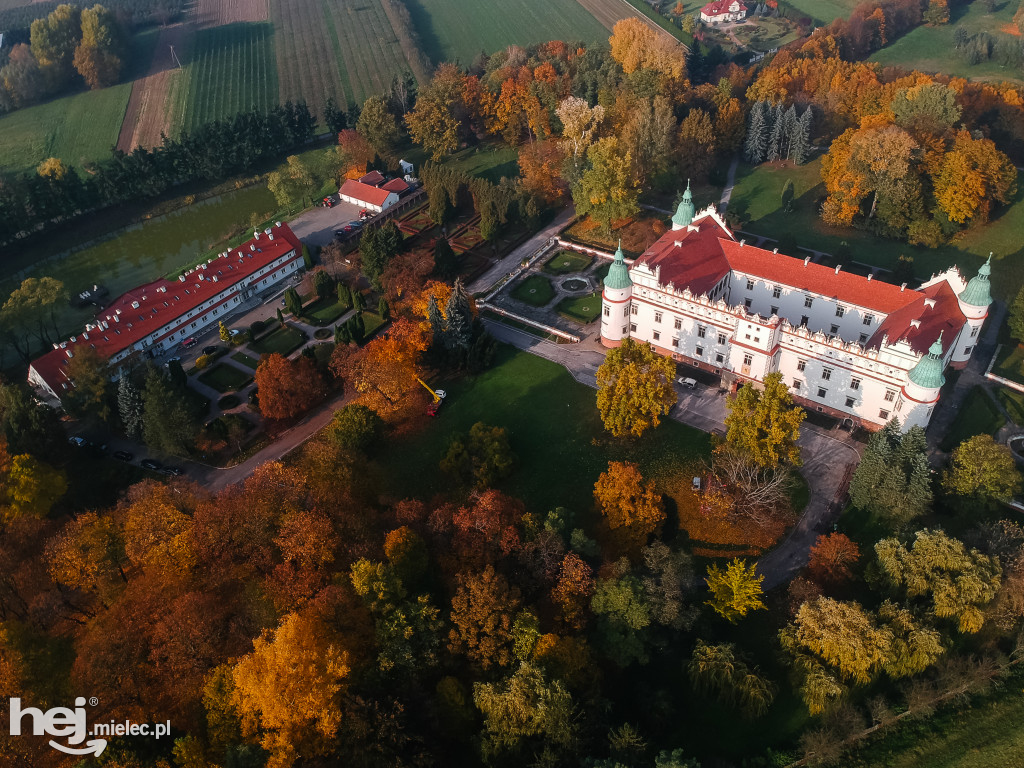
[
  {"left": 230, "top": 351, "right": 262, "bottom": 370},
  {"left": 306, "top": 296, "right": 351, "bottom": 325},
  {"left": 249, "top": 324, "right": 306, "bottom": 356},
  {"left": 197, "top": 363, "right": 254, "bottom": 393},
  {"left": 361, "top": 310, "right": 388, "bottom": 340},
  {"left": 374, "top": 344, "right": 711, "bottom": 512},
  {"left": 403, "top": 142, "right": 519, "bottom": 184},
  {"left": 556, "top": 293, "right": 603, "bottom": 323},
  {"left": 0, "top": 82, "right": 133, "bottom": 176},
  {"left": 940, "top": 385, "right": 1005, "bottom": 451},
  {"left": 511, "top": 275, "right": 555, "bottom": 306},
  {"left": 172, "top": 22, "right": 279, "bottom": 136},
  {"left": 868, "top": 1, "right": 1024, "bottom": 85},
  {"left": 728, "top": 159, "right": 1024, "bottom": 300},
  {"left": 781, "top": 0, "right": 861, "bottom": 23},
  {"left": 403, "top": 0, "right": 608, "bottom": 67},
  {"left": 996, "top": 387, "right": 1024, "bottom": 425},
  {"left": 992, "top": 343, "right": 1024, "bottom": 387},
  {"left": 543, "top": 250, "right": 594, "bottom": 275}
]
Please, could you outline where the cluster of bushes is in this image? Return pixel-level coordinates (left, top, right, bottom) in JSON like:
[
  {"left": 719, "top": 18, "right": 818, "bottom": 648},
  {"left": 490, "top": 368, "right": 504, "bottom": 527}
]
[{"left": 953, "top": 26, "right": 1024, "bottom": 69}]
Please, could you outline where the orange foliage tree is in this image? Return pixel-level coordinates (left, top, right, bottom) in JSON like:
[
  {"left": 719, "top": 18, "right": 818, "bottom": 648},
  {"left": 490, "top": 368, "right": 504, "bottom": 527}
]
[
  {"left": 254, "top": 353, "right": 328, "bottom": 421},
  {"left": 350, "top": 317, "right": 429, "bottom": 414},
  {"left": 807, "top": 533, "right": 861, "bottom": 585},
  {"left": 594, "top": 461, "right": 665, "bottom": 553}
]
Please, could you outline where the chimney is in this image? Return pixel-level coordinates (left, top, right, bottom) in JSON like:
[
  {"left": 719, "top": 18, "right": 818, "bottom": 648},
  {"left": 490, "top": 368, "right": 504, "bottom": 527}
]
[
  {"left": 113, "top": 314, "right": 120, "bottom": 323},
  {"left": 179, "top": 275, "right": 186, "bottom": 282},
  {"left": 82, "top": 332, "right": 89, "bottom": 340},
  {"left": 900, "top": 283, "right": 907, "bottom": 292},
  {"left": 835, "top": 265, "right": 841, "bottom": 274},
  {"left": 250, "top": 245, "right": 256, "bottom": 252},
  {"left": 924, "top": 298, "right": 936, "bottom": 309},
  {"left": 804, "top": 257, "right": 811, "bottom": 266},
  {"left": 910, "top": 319, "right": 921, "bottom": 329},
  {"left": 773, "top": 248, "right": 778, "bottom": 254},
  {"left": 276, "top": 221, "right": 282, "bottom": 227},
  {"left": 867, "top": 273, "right": 873, "bottom": 281},
  {"left": 740, "top": 239, "right": 746, "bottom": 246}
]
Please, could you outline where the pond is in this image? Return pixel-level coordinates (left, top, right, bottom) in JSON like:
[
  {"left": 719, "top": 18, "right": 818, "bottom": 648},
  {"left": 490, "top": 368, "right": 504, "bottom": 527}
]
[{"left": 562, "top": 278, "right": 589, "bottom": 291}]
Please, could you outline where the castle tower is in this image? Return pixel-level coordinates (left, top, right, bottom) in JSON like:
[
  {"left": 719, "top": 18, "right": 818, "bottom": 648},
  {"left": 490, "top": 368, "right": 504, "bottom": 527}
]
[
  {"left": 601, "top": 240, "right": 633, "bottom": 348},
  {"left": 951, "top": 254, "right": 992, "bottom": 366},
  {"left": 671, "top": 180, "right": 695, "bottom": 231},
  {"left": 900, "top": 332, "right": 946, "bottom": 431}
]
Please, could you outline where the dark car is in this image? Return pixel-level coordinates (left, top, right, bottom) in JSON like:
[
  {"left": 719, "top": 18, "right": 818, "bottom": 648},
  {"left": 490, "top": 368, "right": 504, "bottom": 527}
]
[
  {"left": 202, "top": 345, "right": 218, "bottom": 356},
  {"left": 161, "top": 466, "right": 185, "bottom": 477},
  {"left": 141, "top": 459, "right": 161, "bottom": 471},
  {"left": 113, "top": 451, "right": 133, "bottom": 462}
]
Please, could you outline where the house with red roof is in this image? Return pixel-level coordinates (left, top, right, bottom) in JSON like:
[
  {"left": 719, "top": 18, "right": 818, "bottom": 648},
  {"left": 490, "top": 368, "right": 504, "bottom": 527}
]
[
  {"left": 338, "top": 178, "right": 400, "bottom": 213},
  {"left": 28, "top": 221, "right": 304, "bottom": 402},
  {"left": 599, "top": 184, "right": 991, "bottom": 431},
  {"left": 700, "top": 0, "right": 747, "bottom": 23}
]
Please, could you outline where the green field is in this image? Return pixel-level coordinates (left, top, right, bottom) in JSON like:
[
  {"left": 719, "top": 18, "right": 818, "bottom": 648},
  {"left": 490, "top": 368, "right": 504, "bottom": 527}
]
[
  {"left": 173, "top": 22, "right": 279, "bottom": 135},
  {"left": 992, "top": 343, "right": 1024, "bottom": 386},
  {"left": 511, "top": 274, "right": 556, "bottom": 306},
  {"left": 544, "top": 250, "right": 594, "bottom": 275},
  {"left": 198, "top": 363, "right": 254, "bottom": 393},
  {"left": 869, "top": 1, "right": 1024, "bottom": 84},
  {"left": 728, "top": 158, "right": 1024, "bottom": 301},
  {"left": 781, "top": 0, "right": 860, "bottom": 23},
  {"left": 250, "top": 323, "right": 307, "bottom": 356},
  {"left": 404, "top": 0, "right": 608, "bottom": 66},
  {"left": 271, "top": 0, "right": 347, "bottom": 120},
  {"left": 940, "top": 385, "right": 1005, "bottom": 451},
  {"left": 374, "top": 344, "right": 711, "bottom": 512},
  {"left": 0, "top": 83, "right": 133, "bottom": 176},
  {"left": 230, "top": 351, "right": 262, "bottom": 370},
  {"left": 556, "top": 293, "right": 603, "bottom": 323}
]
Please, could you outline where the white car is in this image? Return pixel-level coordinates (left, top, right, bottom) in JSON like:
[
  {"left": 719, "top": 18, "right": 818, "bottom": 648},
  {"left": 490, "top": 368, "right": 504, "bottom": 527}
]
[{"left": 678, "top": 377, "right": 697, "bottom": 389}]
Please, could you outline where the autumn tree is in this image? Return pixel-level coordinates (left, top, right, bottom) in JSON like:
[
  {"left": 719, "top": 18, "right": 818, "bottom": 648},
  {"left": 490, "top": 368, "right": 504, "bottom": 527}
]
[
  {"left": 406, "top": 64, "right": 466, "bottom": 159},
  {"left": 590, "top": 559, "right": 654, "bottom": 665},
  {"left": 518, "top": 139, "right": 568, "bottom": 204},
  {"left": 73, "top": 4, "right": 124, "bottom": 89},
  {"left": 875, "top": 529, "right": 1001, "bottom": 634},
  {"left": 594, "top": 461, "right": 665, "bottom": 552},
  {"left": 356, "top": 95, "right": 400, "bottom": 155},
  {"left": 688, "top": 641, "right": 776, "bottom": 718},
  {"left": 783, "top": 597, "right": 891, "bottom": 685},
  {"left": 45, "top": 510, "right": 126, "bottom": 605},
  {"left": 848, "top": 421, "right": 932, "bottom": 528},
  {"left": 1, "top": 276, "right": 68, "bottom": 360},
  {"left": 609, "top": 17, "right": 687, "bottom": 82},
  {"left": 350, "top": 317, "right": 428, "bottom": 414},
  {"left": 121, "top": 480, "right": 197, "bottom": 579},
  {"left": 448, "top": 565, "right": 522, "bottom": 670},
  {"left": 441, "top": 422, "right": 516, "bottom": 489},
  {"left": 254, "top": 353, "right": 327, "bottom": 420},
  {"left": 383, "top": 526, "right": 428, "bottom": 584},
  {"left": 555, "top": 96, "right": 605, "bottom": 179},
  {"left": 596, "top": 338, "right": 677, "bottom": 438},
  {"left": 0, "top": 449, "right": 67, "bottom": 523},
  {"left": 267, "top": 154, "right": 317, "bottom": 208},
  {"left": 943, "top": 434, "right": 1022, "bottom": 507},
  {"left": 932, "top": 131, "right": 1016, "bottom": 225},
  {"left": 551, "top": 552, "right": 595, "bottom": 629},
  {"left": 705, "top": 558, "right": 766, "bottom": 622},
  {"left": 30, "top": 3, "right": 82, "bottom": 90},
  {"left": 572, "top": 136, "right": 639, "bottom": 233},
  {"left": 325, "top": 404, "right": 382, "bottom": 453},
  {"left": 677, "top": 107, "right": 716, "bottom": 180},
  {"left": 808, "top": 533, "right": 861, "bottom": 585},
  {"left": 724, "top": 372, "right": 805, "bottom": 468},
  {"left": 231, "top": 612, "right": 350, "bottom": 767}
]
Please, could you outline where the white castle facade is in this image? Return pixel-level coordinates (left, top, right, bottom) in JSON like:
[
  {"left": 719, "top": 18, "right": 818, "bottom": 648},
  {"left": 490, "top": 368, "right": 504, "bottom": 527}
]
[{"left": 600, "top": 186, "right": 992, "bottom": 431}]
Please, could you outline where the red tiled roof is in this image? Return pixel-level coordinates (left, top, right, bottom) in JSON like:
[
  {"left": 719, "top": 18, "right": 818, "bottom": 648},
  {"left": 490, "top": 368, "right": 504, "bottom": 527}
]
[
  {"left": 358, "top": 170, "right": 386, "bottom": 186},
  {"left": 868, "top": 281, "right": 965, "bottom": 355},
  {"left": 30, "top": 223, "right": 302, "bottom": 394},
  {"left": 701, "top": 0, "right": 746, "bottom": 14},
  {"left": 380, "top": 178, "right": 409, "bottom": 194},
  {"left": 636, "top": 212, "right": 966, "bottom": 352},
  {"left": 340, "top": 179, "right": 394, "bottom": 207}
]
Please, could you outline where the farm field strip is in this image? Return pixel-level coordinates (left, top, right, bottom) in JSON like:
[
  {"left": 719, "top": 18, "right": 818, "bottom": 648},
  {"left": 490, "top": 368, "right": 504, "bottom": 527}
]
[
  {"left": 403, "top": 0, "right": 608, "bottom": 68},
  {"left": 196, "top": 0, "right": 269, "bottom": 27},
  {"left": 271, "top": 0, "right": 346, "bottom": 120},
  {"left": 178, "top": 22, "right": 279, "bottom": 133}
]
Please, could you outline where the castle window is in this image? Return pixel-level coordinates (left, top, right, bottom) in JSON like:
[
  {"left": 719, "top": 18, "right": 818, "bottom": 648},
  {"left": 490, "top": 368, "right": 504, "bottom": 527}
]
[
  {"left": 698, "top": 325, "right": 706, "bottom": 338},
  {"left": 879, "top": 409, "right": 890, "bottom": 420},
  {"left": 822, "top": 367, "right": 832, "bottom": 381},
  {"left": 624, "top": 306, "right": 629, "bottom": 317},
  {"left": 743, "top": 353, "right": 753, "bottom": 366},
  {"left": 850, "top": 377, "right": 861, "bottom": 390},
  {"left": 718, "top": 333, "right": 727, "bottom": 344},
  {"left": 603, "top": 306, "right": 610, "bottom": 317},
  {"left": 653, "top": 331, "right": 661, "bottom": 341},
  {"left": 830, "top": 324, "right": 839, "bottom": 336},
  {"left": 859, "top": 333, "right": 868, "bottom": 344},
  {"left": 804, "top": 296, "right": 813, "bottom": 308},
  {"left": 772, "top": 286, "right": 781, "bottom": 299},
  {"left": 695, "top": 346, "right": 704, "bottom": 356},
  {"left": 716, "top": 353, "right": 724, "bottom": 363},
  {"left": 964, "top": 346, "right": 973, "bottom": 355},
  {"left": 771, "top": 306, "right": 778, "bottom": 315},
  {"left": 672, "top": 337, "right": 679, "bottom": 347},
  {"left": 744, "top": 299, "right": 752, "bottom": 309},
  {"left": 630, "top": 323, "right": 637, "bottom": 333},
  {"left": 836, "top": 305, "right": 845, "bottom": 318},
  {"left": 654, "top": 311, "right": 663, "bottom": 323},
  {"left": 793, "top": 380, "right": 802, "bottom": 390},
  {"left": 884, "top": 389, "right": 897, "bottom": 402},
  {"left": 746, "top": 278, "right": 755, "bottom": 290},
  {"left": 797, "top": 360, "right": 806, "bottom": 372},
  {"left": 845, "top": 397, "right": 856, "bottom": 408},
  {"left": 971, "top": 326, "right": 979, "bottom": 337},
  {"left": 630, "top": 304, "right": 637, "bottom": 315},
  {"left": 674, "top": 318, "right": 682, "bottom": 330},
  {"left": 864, "top": 314, "right": 874, "bottom": 326},
  {"left": 801, "top": 315, "right": 809, "bottom": 326},
  {"left": 817, "top": 387, "right": 827, "bottom": 398},
  {"left": 896, "top": 397, "right": 904, "bottom": 412}
]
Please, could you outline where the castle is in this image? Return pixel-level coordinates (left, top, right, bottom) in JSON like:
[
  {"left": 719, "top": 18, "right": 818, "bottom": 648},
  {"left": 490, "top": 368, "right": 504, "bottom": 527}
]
[{"left": 600, "top": 185, "right": 992, "bottom": 431}]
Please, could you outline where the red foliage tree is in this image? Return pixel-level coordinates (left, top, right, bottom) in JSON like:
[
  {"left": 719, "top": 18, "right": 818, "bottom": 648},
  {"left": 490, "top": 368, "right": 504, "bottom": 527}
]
[
  {"left": 807, "top": 532, "right": 861, "bottom": 584},
  {"left": 254, "top": 353, "right": 328, "bottom": 420}
]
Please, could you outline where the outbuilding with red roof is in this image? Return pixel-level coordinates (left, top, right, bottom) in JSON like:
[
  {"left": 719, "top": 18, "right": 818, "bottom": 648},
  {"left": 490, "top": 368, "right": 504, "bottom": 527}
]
[{"left": 700, "top": 0, "right": 747, "bottom": 22}]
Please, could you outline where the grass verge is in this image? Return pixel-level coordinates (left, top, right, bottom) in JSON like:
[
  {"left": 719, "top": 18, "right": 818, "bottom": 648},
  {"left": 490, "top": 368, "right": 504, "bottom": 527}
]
[
  {"left": 197, "top": 364, "right": 254, "bottom": 393},
  {"left": 249, "top": 324, "right": 306, "bottom": 356},
  {"left": 511, "top": 274, "right": 555, "bottom": 306}
]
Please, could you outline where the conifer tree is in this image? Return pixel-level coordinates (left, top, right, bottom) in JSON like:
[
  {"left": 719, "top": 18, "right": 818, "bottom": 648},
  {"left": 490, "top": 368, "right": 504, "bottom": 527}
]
[
  {"left": 427, "top": 295, "right": 445, "bottom": 348},
  {"left": 117, "top": 374, "right": 143, "bottom": 439},
  {"left": 743, "top": 101, "right": 768, "bottom": 164},
  {"left": 433, "top": 237, "right": 459, "bottom": 280},
  {"left": 335, "top": 323, "right": 351, "bottom": 345},
  {"left": 337, "top": 281, "right": 351, "bottom": 308},
  {"left": 378, "top": 297, "right": 391, "bottom": 322},
  {"left": 780, "top": 105, "right": 798, "bottom": 159},
  {"left": 443, "top": 280, "right": 474, "bottom": 352},
  {"left": 848, "top": 421, "right": 932, "bottom": 528},
  {"left": 767, "top": 103, "right": 785, "bottom": 162},
  {"left": 791, "top": 107, "right": 813, "bottom": 165},
  {"left": 348, "top": 313, "right": 365, "bottom": 345}
]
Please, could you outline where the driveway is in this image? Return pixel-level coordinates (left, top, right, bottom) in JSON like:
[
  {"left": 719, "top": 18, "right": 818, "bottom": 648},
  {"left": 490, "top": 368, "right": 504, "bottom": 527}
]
[{"left": 288, "top": 198, "right": 364, "bottom": 248}]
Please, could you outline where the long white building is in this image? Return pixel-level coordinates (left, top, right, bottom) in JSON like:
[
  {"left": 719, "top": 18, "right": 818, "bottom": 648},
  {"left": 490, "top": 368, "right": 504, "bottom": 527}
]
[
  {"left": 600, "top": 186, "right": 992, "bottom": 431},
  {"left": 29, "top": 221, "right": 304, "bottom": 402}
]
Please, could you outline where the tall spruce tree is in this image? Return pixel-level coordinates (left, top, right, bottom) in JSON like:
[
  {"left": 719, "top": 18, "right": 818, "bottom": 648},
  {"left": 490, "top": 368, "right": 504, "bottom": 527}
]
[
  {"left": 767, "top": 103, "right": 786, "bottom": 162},
  {"left": 433, "top": 237, "right": 459, "bottom": 279},
  {"left": 443, "top": 280, "right": 474, "bottom": 353},
  {"left": 427, "top": 295, "right": 445, "bottom": 348},
  {"left": 848, "top": 421, "right": 932, "bottom": 529},
  {"left": 780, "top": 105, "right": 798, "bottom": 159},
  {"left": 117, "top": 373, "right": 143, "bottom": 439},
  {"left": 743, "top": 101, "right": 769, "bottom": 164},
  {"left": 791, "top": 107, "right": 813, "bottom": 165}
]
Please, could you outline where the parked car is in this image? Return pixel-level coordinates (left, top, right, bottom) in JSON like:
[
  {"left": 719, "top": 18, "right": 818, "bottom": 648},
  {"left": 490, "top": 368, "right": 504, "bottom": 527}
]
[
  {"left": 677, "top": 377, "right": 697, "bottom": 389},
  {"left": 346, "top": 220, "right": 363, "bottom": 228},
  {"left": 68, "top": 436, "right": 88, "bottom": 448},
  {"left": 359, "top": 209, "right": 372, "bottom": 220},
  {"left": 161, "top": 466, "right": 185, "bottom": 476},
  {"left": 141, "top": 459, "right": 161, "bottom": 471},
  {"left": 322, "top": 196, "right": 335, "bottom": 208},
  {"left": 202, "top": 345, "right": 218, "bottom": 356},
  {"left": 113, "top": 451, "right": 133, "bottom": 462},
  {"left": 181, "top": 337, "right": 197, "bottom": 349},
  {"left": 229, "top": 329, "right": 242, "bottom": 337},
  {"left": 165, "top": 356, "right": 181, "bottom": 365}
]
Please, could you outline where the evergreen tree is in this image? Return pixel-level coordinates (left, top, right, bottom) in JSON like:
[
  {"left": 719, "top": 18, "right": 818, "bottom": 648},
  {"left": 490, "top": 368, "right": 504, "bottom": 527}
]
[
  {"left": 276, "top": 307, "right": 285, "bottom": 326},
  {"left": 848, "top": 421, "right": 932, "bottom": 529},
  {"left": 337, "top": 281, "right": 352, "bottom": 308},
  {"left": 791, "top": 107, "right": 813, "bottom": 165},
  {"left": 323, "top": 97, "right": 347, "bottom": 133},
  {"left": 1009, "top": 284, "right": 1024, "bottom": 341},
  {"left": 353, "top": 289, "right": 366, "bottom": 312},
  {"left": 378, "top": 297, "right": 391, "bottom": 322},
  {"left": 443, "top": 280, "right": 474, "bottom": 352},
  {"left": 767, "top": 103, "right": 785, "bottom": 162},
  {"left": 433, "top": 237, "right": 459, "bottom": 280},
  {"left": 117, "top": 374, "right": 143, "bottom": 439},
  {"left": 780, "top": 104, "right": 798, "bottom": 159},
  {"left": 284, "top": 288, "right": 302, "bottom": 317},
  {"left": 335, "top": 323, "right": 351, "bottom": 345},
  {"left": 427, "top": 295, "right": 445, "bottom": 349},
  {"left": 348, "top": 313, "right": 365, "bottom": 345},
  {"left": 743, "top": 101, "right": 768, "bottom": 164}
]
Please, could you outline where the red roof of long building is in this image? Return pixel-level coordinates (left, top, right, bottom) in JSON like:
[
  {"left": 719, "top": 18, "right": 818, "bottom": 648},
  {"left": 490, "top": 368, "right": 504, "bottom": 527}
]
[
  {"left": 636, "top": 212, "right": 965, "bottom": 352},
  {"left": 31, "top": 222, "right": 302, "bottom": 394},
  {"left": 340, "top": 179, "right": 394, "bottom": 207},
  {"left": 701, "top": 0, "right": 746, "bottom": 15}
]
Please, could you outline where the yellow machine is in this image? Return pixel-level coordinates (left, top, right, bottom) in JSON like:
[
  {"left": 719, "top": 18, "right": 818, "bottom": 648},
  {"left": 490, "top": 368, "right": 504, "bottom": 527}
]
[{"left": 415, "top": 376, "right": 446, "bottom": 415}]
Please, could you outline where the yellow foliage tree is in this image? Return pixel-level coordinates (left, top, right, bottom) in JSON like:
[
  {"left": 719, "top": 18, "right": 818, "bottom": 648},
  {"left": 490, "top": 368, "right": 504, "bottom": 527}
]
[
  {"left": 594, "top": 461, "right": 665, "bottom": 550},
  {"left": 705, "top": 558, "right": 766, "bottom": 622},
  {"left": 724, "top": 372, "right": 805, "bottom": 468},
  {"left": 122, "top": 482, "right": 196, "bottom": 578},
  {"left": 596, "top": 337, "right": 677, "bottom": 438},
  {"left": 231, "top": 612, "right": 350, "bottom": 768},
  {"left": 0, "top": 450, "right": 67, "bottom": 522}
]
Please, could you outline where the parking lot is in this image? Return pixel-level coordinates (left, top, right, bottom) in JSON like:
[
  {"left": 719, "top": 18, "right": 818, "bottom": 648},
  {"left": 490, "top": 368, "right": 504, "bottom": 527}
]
[{"left": 288, "top": 196, "right": 364, "bottom": 247}]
